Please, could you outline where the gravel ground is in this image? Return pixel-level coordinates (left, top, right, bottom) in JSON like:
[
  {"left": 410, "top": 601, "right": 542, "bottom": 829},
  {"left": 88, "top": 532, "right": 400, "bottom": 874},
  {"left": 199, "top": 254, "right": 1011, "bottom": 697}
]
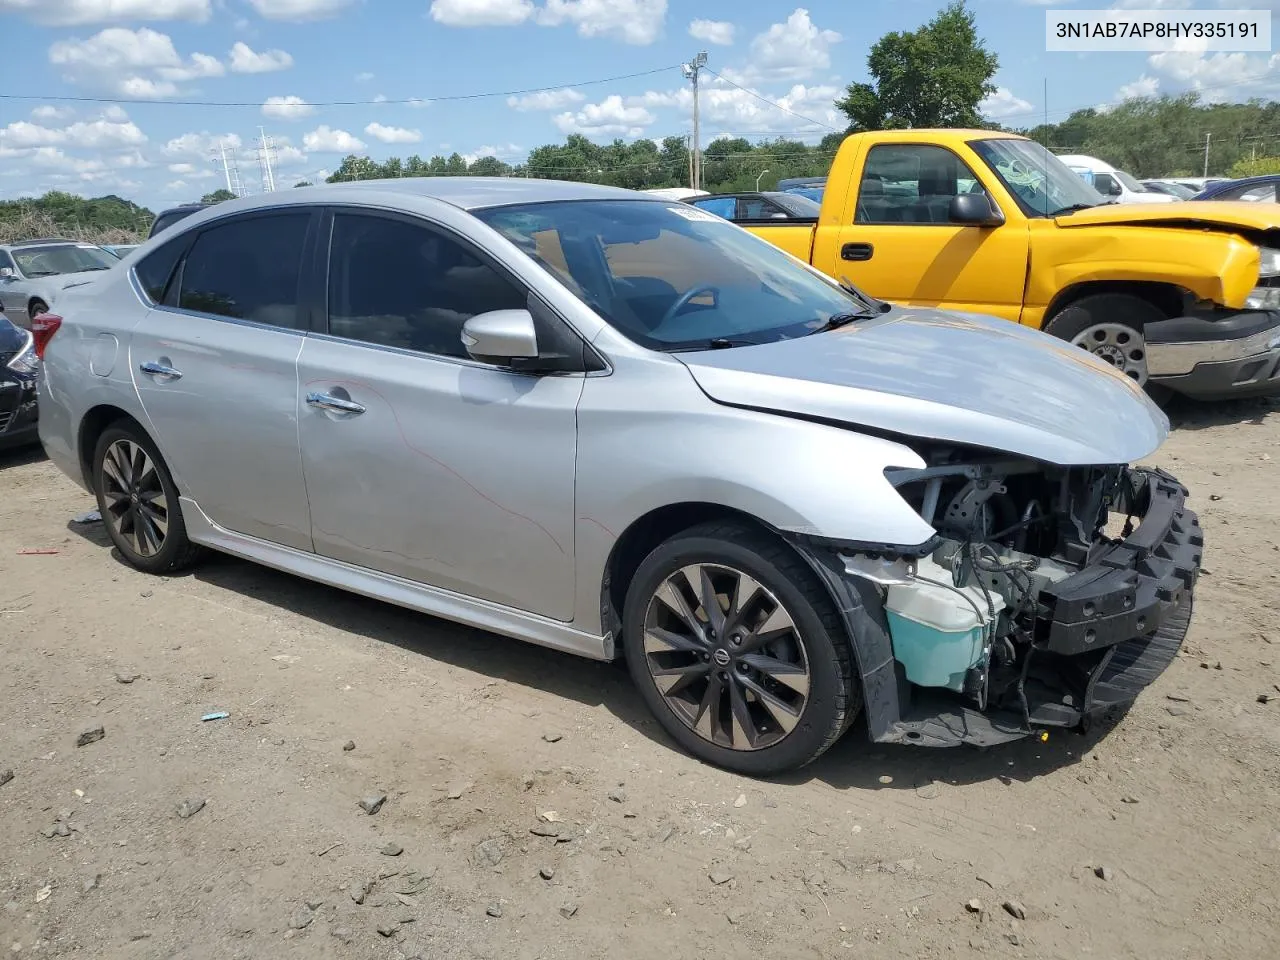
[{"left": 2, "top": 398, "right": 1279, "bottom": 960}]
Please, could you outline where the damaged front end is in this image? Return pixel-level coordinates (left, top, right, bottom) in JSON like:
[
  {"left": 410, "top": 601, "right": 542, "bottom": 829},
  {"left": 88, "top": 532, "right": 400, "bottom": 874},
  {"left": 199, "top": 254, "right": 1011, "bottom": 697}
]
[{"left": 793, "top": 452, "right": 1203, "bottom": 748}]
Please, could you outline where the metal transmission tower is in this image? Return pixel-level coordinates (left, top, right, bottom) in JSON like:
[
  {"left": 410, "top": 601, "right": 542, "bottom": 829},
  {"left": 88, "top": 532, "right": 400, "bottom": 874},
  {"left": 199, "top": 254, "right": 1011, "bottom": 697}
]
[
  {"left": 214, "top": 139, "right": 245, "bottom": 197},
  {"left": 682, "top": 51, "right": 708, "bottom": 191},
  {"left": 256, "top": 127, "right": 280, "bottom": 193}
]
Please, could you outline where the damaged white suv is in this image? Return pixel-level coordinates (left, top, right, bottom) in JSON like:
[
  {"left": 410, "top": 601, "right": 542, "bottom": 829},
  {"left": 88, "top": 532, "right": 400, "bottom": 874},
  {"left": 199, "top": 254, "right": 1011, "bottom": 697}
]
[{"left": 36, "top": 180, "right": 1202, "bottom": 775}]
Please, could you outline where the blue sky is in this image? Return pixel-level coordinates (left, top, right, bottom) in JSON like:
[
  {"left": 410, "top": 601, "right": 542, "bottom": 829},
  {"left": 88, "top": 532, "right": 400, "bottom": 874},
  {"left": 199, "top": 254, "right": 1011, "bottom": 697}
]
[{"left": 2, "top": 0, "right": 1278, "bottom": 210}]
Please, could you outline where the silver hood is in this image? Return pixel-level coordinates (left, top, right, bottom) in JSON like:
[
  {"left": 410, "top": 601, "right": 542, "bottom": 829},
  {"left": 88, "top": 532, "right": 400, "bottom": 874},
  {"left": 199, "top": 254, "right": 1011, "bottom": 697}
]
[{"left": 678, "top": 307, "right": 1169, "bottom": 466}]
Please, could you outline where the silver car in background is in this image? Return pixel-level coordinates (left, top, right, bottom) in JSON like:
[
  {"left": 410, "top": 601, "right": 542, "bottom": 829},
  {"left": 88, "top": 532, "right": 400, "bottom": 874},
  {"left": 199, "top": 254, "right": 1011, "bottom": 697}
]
[
  {"left": 36, "top": 180, "right": 1202, "bottom": 775},
  {"left": 0, "top": 239, "right": 120, "bottom": 328}
]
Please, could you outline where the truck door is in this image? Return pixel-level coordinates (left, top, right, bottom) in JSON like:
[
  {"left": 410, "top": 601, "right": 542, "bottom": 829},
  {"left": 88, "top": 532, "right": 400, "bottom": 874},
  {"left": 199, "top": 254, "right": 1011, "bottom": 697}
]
[{"left": 814, "top": 143, "right": 1029, "bottom": 322}]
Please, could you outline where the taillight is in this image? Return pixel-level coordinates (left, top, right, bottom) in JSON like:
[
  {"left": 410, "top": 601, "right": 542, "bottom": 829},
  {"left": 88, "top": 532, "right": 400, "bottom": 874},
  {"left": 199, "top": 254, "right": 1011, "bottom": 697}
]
[{"left": 31, "top": 313, "right": 62, "bottom": 359}]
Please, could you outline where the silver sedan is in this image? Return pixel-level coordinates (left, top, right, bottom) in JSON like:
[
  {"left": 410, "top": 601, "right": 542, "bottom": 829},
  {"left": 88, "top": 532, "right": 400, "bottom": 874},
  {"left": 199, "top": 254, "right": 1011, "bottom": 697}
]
[
  {"left": 0, "top": 239, "right": 119, "bottom": 328},
  {"left": 34, "top": 179, "right": 1200, "bottom": 774}
]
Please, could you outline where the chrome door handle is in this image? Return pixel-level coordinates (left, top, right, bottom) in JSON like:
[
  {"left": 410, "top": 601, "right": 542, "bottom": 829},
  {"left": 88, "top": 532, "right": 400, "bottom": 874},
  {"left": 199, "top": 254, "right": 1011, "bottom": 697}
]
[
  {"left": 306, "top": 391, "right": 366, "bottom": 415},
  {"left": 139, "top": 361, "right": 183, "bottom": 380}
]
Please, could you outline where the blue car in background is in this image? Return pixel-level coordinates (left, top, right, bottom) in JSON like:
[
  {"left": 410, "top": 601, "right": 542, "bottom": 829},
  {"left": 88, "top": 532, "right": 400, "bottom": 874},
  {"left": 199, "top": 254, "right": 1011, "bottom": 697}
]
[{"left": 1193, "top": 175, "right": 1280, "bottom": 202}]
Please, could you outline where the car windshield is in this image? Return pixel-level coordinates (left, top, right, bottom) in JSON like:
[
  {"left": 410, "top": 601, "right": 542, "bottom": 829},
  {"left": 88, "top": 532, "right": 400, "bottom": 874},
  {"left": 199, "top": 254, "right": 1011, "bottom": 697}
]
[
  {"left": 476, "top": 199, "right": 867, "bottom": 351},
  {"left": 1113, "top": 169, "right": 1144, "bottom": 192},
  {"left": 969, "top": 138, "right": 1105, "bottom": 217},
  {"left": 770, "top": 193, "right": 821, "bottom": 217},
  {"left": 12, "top": 244, "right": 117, "bottom": 277}
]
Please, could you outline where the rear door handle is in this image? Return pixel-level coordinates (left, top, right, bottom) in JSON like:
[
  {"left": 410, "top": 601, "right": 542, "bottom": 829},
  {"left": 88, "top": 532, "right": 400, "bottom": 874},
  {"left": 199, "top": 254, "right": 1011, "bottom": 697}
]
[
  {"left": 306, "top": 391, "right": 366, "bottom": 416},
  {"left": 841, "top": 242, "right": 874, "bottom": 262},
  {"left": 139, "top": 361, "right": 183, "bottom": 380}
]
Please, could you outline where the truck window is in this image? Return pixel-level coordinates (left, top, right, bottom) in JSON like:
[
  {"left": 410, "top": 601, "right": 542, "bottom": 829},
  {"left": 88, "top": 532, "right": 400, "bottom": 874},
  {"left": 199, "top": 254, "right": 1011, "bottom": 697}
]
[
  {"left": 856, "top": 144, "right": 989, "bottom": 225},
  {"left": 691, "top": 197, "right": 737, "bottom": 220}
]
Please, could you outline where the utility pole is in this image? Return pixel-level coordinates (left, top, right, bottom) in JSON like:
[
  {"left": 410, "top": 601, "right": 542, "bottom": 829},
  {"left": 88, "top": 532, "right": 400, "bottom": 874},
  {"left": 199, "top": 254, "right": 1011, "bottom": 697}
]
[
  {"left": 256, "top": 127, "right": 278, "bottom": 193},
  {"left": 1203, "top": 132, "right": 1211, "bottom": 177},
  {"left": 214, "top": 140, "right": 244, "bottom": 197},
  {"left": 686, "top": 134, "right": 694, "bottom": 189},
  {"left": 682, "top": 51, "right": 708, "bottom": 190}
]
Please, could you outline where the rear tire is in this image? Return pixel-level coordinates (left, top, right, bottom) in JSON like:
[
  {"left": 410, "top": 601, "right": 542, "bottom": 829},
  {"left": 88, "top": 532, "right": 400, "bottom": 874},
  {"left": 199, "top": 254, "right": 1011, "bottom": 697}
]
[
  {"left": 622, "top": 521, "right": 860, "bottom": 776},
  {"left": 1044, "top": 294, "right": 1173, "bottom": 404},
  {"left": 91, "top": 422, "right": 203, "bottom": 574}
]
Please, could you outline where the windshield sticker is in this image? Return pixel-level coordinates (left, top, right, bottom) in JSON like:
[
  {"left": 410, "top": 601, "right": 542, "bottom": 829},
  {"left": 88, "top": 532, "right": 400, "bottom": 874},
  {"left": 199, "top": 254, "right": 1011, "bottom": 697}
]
[{"left": 667, "top": 205, "right": 722, "bottom": 223}]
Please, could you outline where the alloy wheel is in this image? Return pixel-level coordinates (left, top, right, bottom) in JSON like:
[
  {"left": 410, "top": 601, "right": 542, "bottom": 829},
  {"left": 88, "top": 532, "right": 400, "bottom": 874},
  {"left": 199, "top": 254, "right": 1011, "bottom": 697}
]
[
  {"left": 101, "top": 439, "right": 169, "bottom": 558},
  {"left": 642, "top": 563, "right": 811, "bottom": 752},
  {"left": 1070, "top": 322, "right": 1148, "bottom": 385}
]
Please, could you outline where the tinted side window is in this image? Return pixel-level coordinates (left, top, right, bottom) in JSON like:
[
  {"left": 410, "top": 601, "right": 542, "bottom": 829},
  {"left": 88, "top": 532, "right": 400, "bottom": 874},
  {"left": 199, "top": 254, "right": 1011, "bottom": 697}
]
[
  {"left": 691, "top": 197, "right": 737, "bottom": 219},
  {"left": 327, "top": 213, "right": 525, "bottom": 359},
  {"left": 134, "top": 239, "right": 185, "bottom": 304},
  {"left": 178, "top": 213, "right": 308, "bottom": 328}
]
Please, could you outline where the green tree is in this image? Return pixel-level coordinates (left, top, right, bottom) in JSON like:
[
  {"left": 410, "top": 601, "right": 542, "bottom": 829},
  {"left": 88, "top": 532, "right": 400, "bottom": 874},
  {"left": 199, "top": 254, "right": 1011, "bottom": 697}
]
[
  {"left": 327, "top": 155, "right": 385, "bottom": 182},
  {"left": 293, "top": 180, "right": 313, "bottom": 188},
  {"left": 468, "top": 156, "right": 512, "bottom": 177},
  {"left": 201, "top": 188, "right": 237, "bottom": 203},
  {"left": 836, "top": 1, "right": 997, "bottom": 130},
  {"left": 1229, "top": 155, "right": 1280, "bottom": 177}
]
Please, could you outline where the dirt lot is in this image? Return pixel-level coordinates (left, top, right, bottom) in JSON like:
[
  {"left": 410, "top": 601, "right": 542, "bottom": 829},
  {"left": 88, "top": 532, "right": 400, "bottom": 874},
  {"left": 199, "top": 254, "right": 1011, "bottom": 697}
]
[{"left": 2, "top": 399, "right": 1279, "bottom": 960}]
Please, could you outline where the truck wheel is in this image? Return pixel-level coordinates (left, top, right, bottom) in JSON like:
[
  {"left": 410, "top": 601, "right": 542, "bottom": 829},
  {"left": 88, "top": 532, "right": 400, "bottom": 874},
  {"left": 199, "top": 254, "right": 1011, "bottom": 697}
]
[
  {"left": 622, "top": 520, "right": 861, "bottom": 776},
  {"left": 1044, "top": 294, "right": 1172, "bottom": 402}
]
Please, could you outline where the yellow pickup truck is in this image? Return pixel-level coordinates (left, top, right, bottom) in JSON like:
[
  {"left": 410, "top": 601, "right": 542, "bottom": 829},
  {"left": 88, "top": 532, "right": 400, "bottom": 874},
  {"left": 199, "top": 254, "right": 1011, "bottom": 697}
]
[{"left": 745, "top": 129, "right": 1280, "bottom": 400}]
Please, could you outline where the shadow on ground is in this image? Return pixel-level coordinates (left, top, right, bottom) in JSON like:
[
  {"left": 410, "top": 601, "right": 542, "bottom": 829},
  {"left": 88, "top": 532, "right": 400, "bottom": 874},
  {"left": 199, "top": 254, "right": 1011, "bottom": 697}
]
[
  {"left": 1167, "top": 395, "right": 1277, "bottom": 432},
  {"left": 0, "top": 444, "right": 47, "bottom": 470},
  {"left": 65, "top": 518, "right": 1120, "bottom": 791}
]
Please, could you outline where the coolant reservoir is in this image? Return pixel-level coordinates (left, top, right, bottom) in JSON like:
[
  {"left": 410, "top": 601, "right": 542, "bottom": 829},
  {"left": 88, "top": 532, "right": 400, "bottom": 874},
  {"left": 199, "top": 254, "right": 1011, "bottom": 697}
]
[{"left": 884, "top": 559, "right": 1005, "bottom": 692}]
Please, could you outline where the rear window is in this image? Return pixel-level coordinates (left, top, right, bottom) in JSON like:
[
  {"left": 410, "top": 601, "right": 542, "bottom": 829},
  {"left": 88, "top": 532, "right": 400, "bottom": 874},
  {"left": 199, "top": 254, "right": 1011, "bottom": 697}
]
[
  {"left": 149, "top": 208, "right": 201, "bottom": 238},
  {"left": 177, "top": 213, "right": 309, "bottom": 328}
]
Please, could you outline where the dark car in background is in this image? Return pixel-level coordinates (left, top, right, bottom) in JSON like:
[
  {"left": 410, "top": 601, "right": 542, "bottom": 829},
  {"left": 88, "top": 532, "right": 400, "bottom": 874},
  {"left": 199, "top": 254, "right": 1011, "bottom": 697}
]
[
  {"left": 688, "top": 191, "right": 821, "bottom": 223},
  {"left": 1193, "top": 175, "right": 1280, "bottom": 203},
  {"left": 148, "top": 203, "right": 209, "bottom": 238},
  {"left": 0, "top": 309, "right": 40, "bottom": 451}
]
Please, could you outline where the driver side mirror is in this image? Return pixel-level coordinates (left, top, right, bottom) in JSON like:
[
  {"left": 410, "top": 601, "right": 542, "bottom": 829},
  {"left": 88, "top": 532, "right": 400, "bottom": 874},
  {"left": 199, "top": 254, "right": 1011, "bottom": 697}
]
[
  {"left": 461, "top": 309, "right": 539, "bottom": 367},
  {"left": 948, "top": 193, "right": 1004, "bottom": 227},
  {"left": 0, "top": 267, "right": 14, "bottom": 280},
  {"left": 769, "top": 211, "right": 789, "bottom": 220}
]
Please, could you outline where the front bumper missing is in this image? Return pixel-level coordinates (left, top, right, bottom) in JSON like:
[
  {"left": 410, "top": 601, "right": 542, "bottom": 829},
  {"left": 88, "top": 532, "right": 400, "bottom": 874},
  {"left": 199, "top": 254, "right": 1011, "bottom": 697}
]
[
  {"left": 794, "top": 468, "right": 1202, "bottom": 748},
  {"left": 1146, "top": 310, "right": 1280, "bottom": 399}
]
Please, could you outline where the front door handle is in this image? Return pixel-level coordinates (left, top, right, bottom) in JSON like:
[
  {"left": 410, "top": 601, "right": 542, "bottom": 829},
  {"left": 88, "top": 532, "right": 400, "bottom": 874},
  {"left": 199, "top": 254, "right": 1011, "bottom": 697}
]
[
  {"left": 139, "top": 360, "right": 183, "bottom": 380},
  {"left": 306, "top": 391, "right": 366, "bottom": 416},
  {"left": 841, "top": 242, "right": 874, "bottom": 262}
]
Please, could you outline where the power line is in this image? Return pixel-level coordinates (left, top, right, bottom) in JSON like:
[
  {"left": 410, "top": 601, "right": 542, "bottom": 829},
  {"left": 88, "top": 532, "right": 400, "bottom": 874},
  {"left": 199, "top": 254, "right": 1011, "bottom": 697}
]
[
  {"left": 0, "top": 65, "right": 680, "bottom": 109},
  {"left": 704, "top": 69, "right": 839, "bottom": 132}
]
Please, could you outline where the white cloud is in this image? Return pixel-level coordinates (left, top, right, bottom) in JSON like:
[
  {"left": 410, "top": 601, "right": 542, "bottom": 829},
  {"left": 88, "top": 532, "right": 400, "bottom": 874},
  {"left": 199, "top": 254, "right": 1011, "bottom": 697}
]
[
  {"left": 31, "top": 105, "right": 76, "bottom": 122},
  {"left": 507, "top": 88, "right": 585, "bottom": 111},
  {"left": 462, "top": 143, "right": 524, "bottom": 163},
  {"left": 49, "top": 27, "right": 223, "bottom": 97},
  {"left": 554, "top": 95, "right": 655, "bottom": 137},
  {"left": 430, "top": 0, "right": 534, "bottom": 25},
  {"left": 364, "top": 122, "right": 422, "bottom": 144},
  {"left": 27, "top": 147, "right": 106, "bottom": 176},
  {"left": 746, "top": 8, "right": 841, "bottom": 82},
  {"left": 246, "top": 0, "right": 353, "bottom": 18},
  {"left": 262, "top": 95, "right": 316, "bottom": 120},
  {"left": 0, "top": 115, "right": 146, "bottom": 150},
  {"left": 1144, "top": 37, "right": 1280, "bottom": 102},
  {"left": 538, "top": 0, "right": 667, "bottom": 45},
  {"left": 165, "top": 179, "right": 189, "bottom": 192},
  {"left": 273, "top": 144, "right": 308, "bottom": 166},
  {"left": 303, "top": 125, "right": 366, "bottom": 153},
  {"left": 689, "top": 18, "right": 733, "bottom": 45},
  {"left": 163, "top": 131, "right": 242, "bottom": 160},
  {"left": 0, "top": 0, "right": 210, "bottom": 25},
  {"left": 101, "top": 104, "right": 129, "bottom": 121},
  {"left": 625, "top": 79, "right": 843, "bottom": 136},
  {"left": 355, "top": 71, "right": 374, "bottom": 82},
  {"left": 168, "top": 161, "right": 198, "bottom": 173},
  {"left": 1115, "top": 75, "right": 1160, "bottom": 101},
  {"left": 980, "top": 86, "right": 1034, "bottom": 120},
  {"left": 157, "top": 51, "right": 224, "bottom": 82},
  {"left": 228, "top": 41, "right": 293, "bottom": 73}
]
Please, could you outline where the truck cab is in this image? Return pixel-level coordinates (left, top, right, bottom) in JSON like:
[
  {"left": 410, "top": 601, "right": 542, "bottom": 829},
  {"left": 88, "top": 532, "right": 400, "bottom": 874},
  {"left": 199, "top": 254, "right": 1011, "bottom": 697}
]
[{"left": 742, "top": 129, "right": 1280, "bottom": 401}]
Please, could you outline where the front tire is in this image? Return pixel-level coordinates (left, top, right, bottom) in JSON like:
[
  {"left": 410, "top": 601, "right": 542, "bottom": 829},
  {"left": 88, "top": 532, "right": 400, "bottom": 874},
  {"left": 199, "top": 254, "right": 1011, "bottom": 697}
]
[
  {"left": 1044, "top": 293, "right": 1172, "bottom": 403},
  {"left": 622, "top": 521, "right": 860, "bottom": 776},
  {"left": 92, "top": 422, "right": 203, "bottom": 574}
]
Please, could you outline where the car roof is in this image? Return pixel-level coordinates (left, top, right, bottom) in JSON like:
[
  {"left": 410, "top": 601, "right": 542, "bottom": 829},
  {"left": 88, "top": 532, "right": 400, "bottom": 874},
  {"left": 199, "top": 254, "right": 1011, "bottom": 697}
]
[
  {"left": 1, "top": 237, "right": 82, "bottom": 249},
  {"left": 214, "top": 177, "right": 659, "bottom": 214}
]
